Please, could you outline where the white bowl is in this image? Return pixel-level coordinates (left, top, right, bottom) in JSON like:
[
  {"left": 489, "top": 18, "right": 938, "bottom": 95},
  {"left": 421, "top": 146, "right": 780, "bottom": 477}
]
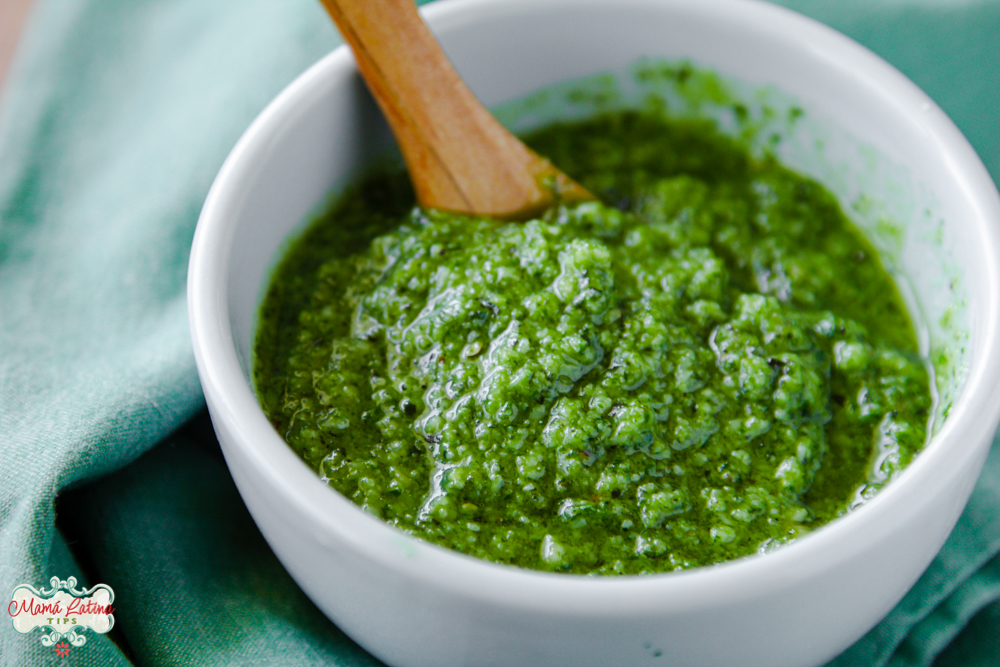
[{"left": 188, "top": 1, "right": 1000, "bottom": 665}]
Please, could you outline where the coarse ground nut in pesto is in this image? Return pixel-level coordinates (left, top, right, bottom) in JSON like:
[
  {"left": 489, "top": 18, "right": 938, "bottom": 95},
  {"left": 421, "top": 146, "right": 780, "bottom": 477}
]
[{"left": 253, "top": 110, "right": 931, "bottom": 575}]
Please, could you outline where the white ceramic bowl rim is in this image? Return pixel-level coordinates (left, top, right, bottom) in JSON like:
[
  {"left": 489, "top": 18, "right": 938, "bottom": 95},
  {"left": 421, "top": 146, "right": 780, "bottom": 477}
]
[{"left": 189, "top": 0, "right": 1000, "bottom": 617}]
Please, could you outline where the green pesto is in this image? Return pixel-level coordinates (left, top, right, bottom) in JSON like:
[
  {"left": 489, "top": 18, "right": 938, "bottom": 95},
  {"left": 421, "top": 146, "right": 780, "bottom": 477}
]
[{"left": 254, "top": 111, "right": 930, "bottom": 575}]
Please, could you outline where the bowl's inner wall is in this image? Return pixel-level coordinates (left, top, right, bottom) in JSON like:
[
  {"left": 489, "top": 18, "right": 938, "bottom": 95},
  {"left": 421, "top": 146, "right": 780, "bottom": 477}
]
[{"left": 235, "top": 0, "right": 977, "bottom": 474}]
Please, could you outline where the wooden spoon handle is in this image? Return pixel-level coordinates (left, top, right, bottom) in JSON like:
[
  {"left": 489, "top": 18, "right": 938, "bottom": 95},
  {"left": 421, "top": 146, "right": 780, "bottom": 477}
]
[{"left": 319, "top": 0, "right": 592, "bottom": 219}]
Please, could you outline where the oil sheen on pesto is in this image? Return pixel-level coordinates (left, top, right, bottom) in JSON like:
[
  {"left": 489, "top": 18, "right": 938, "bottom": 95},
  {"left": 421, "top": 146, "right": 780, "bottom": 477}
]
[{"left": 254, "top": 111, "right": 930, "bottom": 575}]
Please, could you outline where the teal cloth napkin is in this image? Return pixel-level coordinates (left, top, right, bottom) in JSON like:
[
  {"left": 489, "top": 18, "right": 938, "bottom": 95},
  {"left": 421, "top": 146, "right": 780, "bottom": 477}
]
[{"left": 1, "top": 0, "right": 998, "bottom": 665}]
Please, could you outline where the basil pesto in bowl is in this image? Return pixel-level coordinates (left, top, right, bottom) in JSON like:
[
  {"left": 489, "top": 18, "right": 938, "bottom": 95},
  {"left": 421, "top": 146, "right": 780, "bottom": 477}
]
[
  {"left": 188, "top": 1, "right": 1000, "bottom": 666},
  {"left": 253, "top": 110, "right": 930, "bottom": 575}
]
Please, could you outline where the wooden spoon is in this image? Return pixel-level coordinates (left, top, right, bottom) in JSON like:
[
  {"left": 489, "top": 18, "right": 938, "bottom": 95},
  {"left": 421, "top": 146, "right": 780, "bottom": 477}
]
[{"left": 319, "top": 0, "right": 594, "bottom": 220}]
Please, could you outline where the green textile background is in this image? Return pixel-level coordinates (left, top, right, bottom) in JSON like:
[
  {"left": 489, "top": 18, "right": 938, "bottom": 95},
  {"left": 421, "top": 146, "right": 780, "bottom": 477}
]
[{"left": 1, "top": 0, "right": 998, "bottom": 664}]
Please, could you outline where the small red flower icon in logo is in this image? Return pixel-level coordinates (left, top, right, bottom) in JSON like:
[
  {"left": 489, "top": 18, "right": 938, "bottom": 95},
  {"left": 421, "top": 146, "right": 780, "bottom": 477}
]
[{"left": 54, "top": 641, "right": 71, "bottom": 657}]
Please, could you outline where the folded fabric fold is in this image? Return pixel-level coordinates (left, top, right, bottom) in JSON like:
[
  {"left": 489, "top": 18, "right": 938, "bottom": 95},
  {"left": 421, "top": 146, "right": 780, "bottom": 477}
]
[
  {"left": 57, "top": 415, "right": 385, "bottom": 667},
  {"left": 894, "top": 552, "right": 1000, "bottom": 666}
]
